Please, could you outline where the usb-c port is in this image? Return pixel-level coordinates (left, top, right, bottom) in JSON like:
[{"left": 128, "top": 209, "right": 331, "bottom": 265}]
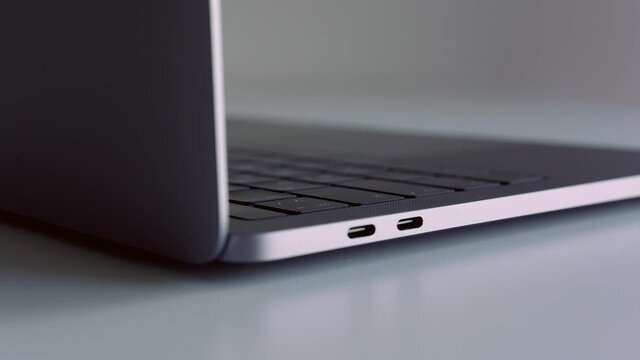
[
  {"left": 397, "top": 217, "right": 423, "bottom": 231},
  {"left": 348, "top": 225, "right": 376, "bottom": 239}
]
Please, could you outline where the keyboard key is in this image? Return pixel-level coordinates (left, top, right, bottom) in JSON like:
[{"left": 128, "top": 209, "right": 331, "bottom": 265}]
[
  {"left": 230, "top": 204, "right": 287, "bottom": 220},
  {"left": 369, "top": 171, "right": 423, "bottom": 181},
  {"left": 341, "top": 179, "right": 453, "bottom": 198},
  {"left": 252, "top": 180, "right": 325, "bottom": 192},
  {"left": 229, "top": 173, "right": 275, "bottom": 185},
  {"left": 291, "top": 161, "right": 337, "bottom": 171},
  {"left": 408, "top": 176, "right": 500, "bottom": 191},
  {"left": 474, "top": 172, "right": 542, "bottom": 185},
  {"left": 392, "top": 163, "right": 444, "bottom": 175},
  {"left": 296, "top": 187, "right": 403, "bottom": 205},
  {"left": 439, "top": 167, "right": 543, "bottom": 185},
  {"left": 247, "top": 156, "right": 293, "bottom": 165},
  {"left": 261, "top": 167, "right": 312, "bottom": 178},
  {"left": 438, "top": 165, "right": 490, "bottom": 175},
  {"left": 257, "top": 197, "right": 348, "bottom": 214},
  {"left": 229, "top": 184, "right": 250, "bottom": 192},
  {"left": 297, "top": 173, "right": 363, "bottom": 185},
  {"left": 229, "top": 189, "right": 296, "bottom": 205},
  {"left": 328, "top": 165, "right": 385, "bottom": 176}
]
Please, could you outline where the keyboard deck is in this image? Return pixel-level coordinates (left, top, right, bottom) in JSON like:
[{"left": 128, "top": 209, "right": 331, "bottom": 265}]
[{"left": 228, "top": 149, "right": 543, "bottom": 220}]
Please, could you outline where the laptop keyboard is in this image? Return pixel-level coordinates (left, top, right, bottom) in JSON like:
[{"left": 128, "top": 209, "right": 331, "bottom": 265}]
[{"left": 228, "top": 149, "right": 543, "bottom": 220}]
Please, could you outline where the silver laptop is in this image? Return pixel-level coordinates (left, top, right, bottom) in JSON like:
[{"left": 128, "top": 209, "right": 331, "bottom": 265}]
[{"left": 2, "top": 0, "right": 640, "bottom": 264}]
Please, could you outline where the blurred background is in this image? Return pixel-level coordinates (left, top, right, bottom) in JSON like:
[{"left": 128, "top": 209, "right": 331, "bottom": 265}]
[{"left": 222, "top": 0, "right": 639, "bottom": 146}]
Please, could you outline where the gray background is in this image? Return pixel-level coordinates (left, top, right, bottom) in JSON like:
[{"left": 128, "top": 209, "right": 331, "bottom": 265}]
[
  {"left": 2, "top": 2, "right": 640, "bottom": 359},
  {"left": 223, "top": 0, "right": 640, "bottom": 106}
]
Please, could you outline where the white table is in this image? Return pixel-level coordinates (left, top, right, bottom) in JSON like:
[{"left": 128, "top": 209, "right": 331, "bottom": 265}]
[{"left": 2, "top": 86, "right": 640, "bottom": 360}]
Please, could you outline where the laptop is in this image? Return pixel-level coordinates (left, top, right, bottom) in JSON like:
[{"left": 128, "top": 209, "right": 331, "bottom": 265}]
[{"left": 2, "top": 0, "right": 640, "bottom": 264}]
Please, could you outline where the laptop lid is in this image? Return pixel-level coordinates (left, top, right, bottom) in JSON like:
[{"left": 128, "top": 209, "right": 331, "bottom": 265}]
[{"left": 0, "top": 0, "right": 228, "bottom": 263}]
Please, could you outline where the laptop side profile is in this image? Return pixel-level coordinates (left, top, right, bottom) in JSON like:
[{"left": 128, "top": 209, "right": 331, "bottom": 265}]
[
  {"left": 2, "top": 1, "right": 640, "bottom": 264},
  {"left": 221, "top": 121, "right": 640, "bottom": 262}
]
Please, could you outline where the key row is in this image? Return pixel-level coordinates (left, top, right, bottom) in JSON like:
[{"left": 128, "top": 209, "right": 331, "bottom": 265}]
[
  {"left": 229, "top": 158, "right": 541, "bottom": 186},
  {"left": 229, "top": 180, "right": 461, "bottom": 220}
]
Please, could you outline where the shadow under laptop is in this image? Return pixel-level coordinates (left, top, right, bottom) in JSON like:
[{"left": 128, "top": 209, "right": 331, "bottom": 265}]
[{"left": 2, "top": 199, "right": 640, "bottom": 335}]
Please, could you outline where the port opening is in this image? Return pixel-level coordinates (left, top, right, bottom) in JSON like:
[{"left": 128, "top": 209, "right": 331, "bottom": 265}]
[
  {"left": 397, "top": 216, "right": 423, "bottom": 231},
  {"left": 348, "top": 225, "right": 376, "bottom": 239}
]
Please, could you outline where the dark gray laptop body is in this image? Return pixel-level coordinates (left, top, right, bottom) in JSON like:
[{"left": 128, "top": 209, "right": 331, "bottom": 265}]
[
  {"left": 2, "top": 0, "right": 639, "bottom": 264},
  {"left": 1, "top": 0, "right": 228, "bottom": 263}
]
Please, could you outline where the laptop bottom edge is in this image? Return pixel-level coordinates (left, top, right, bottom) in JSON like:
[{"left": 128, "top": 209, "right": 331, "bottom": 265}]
[{"left": 221, "top": 175, "right": 640, "bottom": 263}]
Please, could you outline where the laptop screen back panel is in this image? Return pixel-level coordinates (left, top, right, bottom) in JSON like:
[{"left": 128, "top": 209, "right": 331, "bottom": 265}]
[{"left": 0, "top": 0, "right": 228, "bottom": 263}]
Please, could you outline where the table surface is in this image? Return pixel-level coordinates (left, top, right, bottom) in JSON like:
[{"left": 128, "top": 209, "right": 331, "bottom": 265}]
[{"left": 2, "top": 86, "right": 640, "bottom": 360}]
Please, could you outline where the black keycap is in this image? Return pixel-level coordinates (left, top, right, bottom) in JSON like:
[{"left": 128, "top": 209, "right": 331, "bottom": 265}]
[
  {"left": 392, "top": 163, "right": 444, "bottom": 175},
  {"left": 408, "top": 176, "right": 500, "bottom": 191},
  {"left": 229, "top": 184, "right": 250, "bottom": 192},
  {"left": 252, "top": 180, "right": 325, "bottom": 192},
  {"left": 250, "top": 156, "right": 293, "bottom": 165},
  {"left": 464, "top": 171, "right": 542, "bottom": 185},
  {"left": 258, "top": 167, "right": 311, "bottom": 178},
  {"left": 257, "top": 197, "right": 348, "bottom": 214},
  {"left": 484, "top": 172, "right": 543, "bottom": 185},
  {"left": 439, "top": 165, "right": 490, "bottom": 175},
  {"left": 296, "top": 187, "right": 403, "bottom": 205},
  {"left": 229, "top": 189, "right": 296, "bottom": 205},
  {"left": 369, "top": 171, "right": 423, "bottom": 181},
  {"left": 228, "top": 173, "right": 275, "bottom": 185},
  {"left": 439, "top": 167, "right": 543, "bottom": 185},
  {"left": 290, "top": 161, "right": 336, "bottom": 171},
  {"left": 329, "top": 165, "right": 384, "bottom": 176},
  {"left": 230, "top": 204, "right": 287, "bottom": 220},
  {"left": 297, "top": 173, "right": 363, "bottom": 185},
  {"left": 341, "top": 179, "right": 453, "bottom": 198}
]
